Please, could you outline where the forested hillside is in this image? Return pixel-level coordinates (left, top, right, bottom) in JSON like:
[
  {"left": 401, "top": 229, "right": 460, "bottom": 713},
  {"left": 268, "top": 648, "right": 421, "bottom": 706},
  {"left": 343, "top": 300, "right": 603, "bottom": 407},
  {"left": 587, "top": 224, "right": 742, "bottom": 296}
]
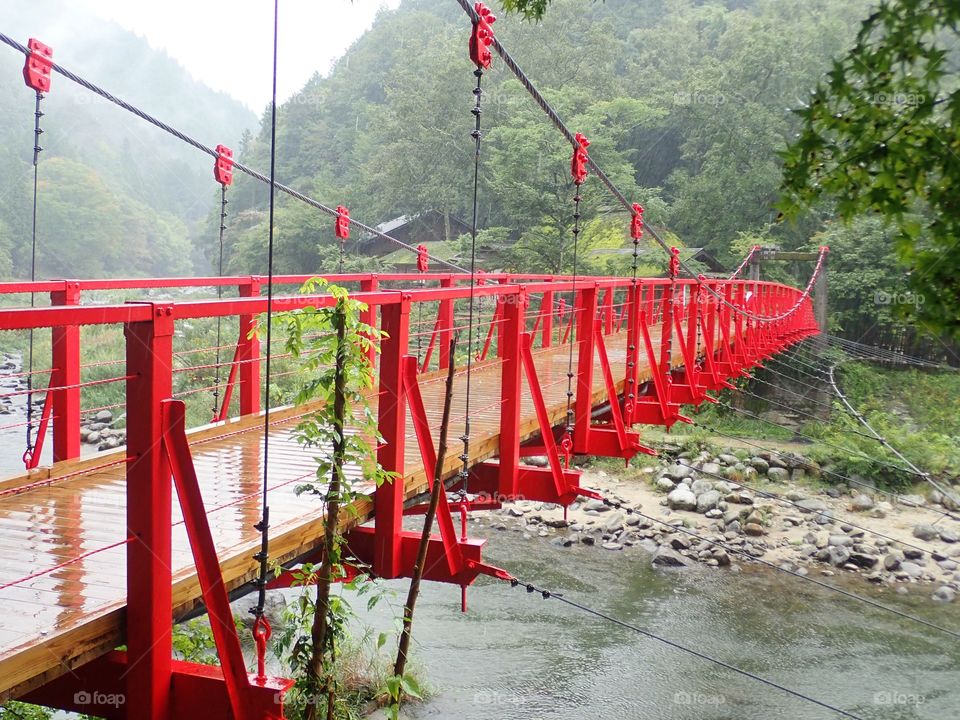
[
  {"left": 226, "top": 0, "right": 871, "bottom": 278},
  {"left": 0, "top": 0, "right": 257, "bottom": 279}
]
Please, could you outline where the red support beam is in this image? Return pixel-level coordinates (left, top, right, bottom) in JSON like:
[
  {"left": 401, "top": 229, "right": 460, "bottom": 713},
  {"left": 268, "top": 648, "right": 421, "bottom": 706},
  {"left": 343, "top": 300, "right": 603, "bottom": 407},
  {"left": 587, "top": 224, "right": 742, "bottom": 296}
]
[
  {"left": 374, "top": 297, "right": 410, "bottom": 578},
  {"left": 360, "top": 275, "right": 379, "bottom": 368},
  {"left": 437, "top": 277, "right": 455, "bottom": 370},
  {"left": 497, "top": 287, "right": 524, "bottom": 497},
  {"left": 238, "top": 277, "right": 262, "bottom": 416},
  {"left": 124, "top": 304, "right": 174, "bottom": 720},
  {"left": 573, "top": 284, "right": 598, "bottom": 454},
  {"left": 50, "top": 281, "right": 81, "bottom": 462}
]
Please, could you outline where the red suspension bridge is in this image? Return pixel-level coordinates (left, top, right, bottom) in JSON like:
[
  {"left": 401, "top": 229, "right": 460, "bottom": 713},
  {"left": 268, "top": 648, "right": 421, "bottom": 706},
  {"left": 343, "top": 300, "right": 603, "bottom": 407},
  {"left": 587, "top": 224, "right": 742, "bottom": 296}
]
[{"left": 0, "top": 2, "right": 845, "bottom": 719}]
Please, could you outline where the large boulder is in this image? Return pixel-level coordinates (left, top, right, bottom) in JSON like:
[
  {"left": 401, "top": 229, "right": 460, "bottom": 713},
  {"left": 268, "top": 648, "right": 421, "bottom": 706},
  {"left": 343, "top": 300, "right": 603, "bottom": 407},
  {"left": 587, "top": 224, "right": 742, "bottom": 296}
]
[
  {"left": 749, "top": 457, "right": 770, "bottom": 473},
  {"left": 667, "top": 486, "right": 697, "bottom": 512},
  {"left": 651, "top": 547, "right": 689, "bottom": 568},
  {"left": 933, "top": 586, "right": 957, "bottom": 603},
  {"left": 795, "top": 498, "right": 829, "bottom": 514},
  {"left": 690, "top": 479, "right": 714, "bottom": 496},
  {"left": 664, "top": 464, "right": 693, "bottom": 481},
  {"left": 767, "top": 467, "right": 790, "bottom": 482},
  {"left": 696, "top": 490, "right": 722, "bottom": 514},
  {"left": 913, "top": 524, "right": 940, "bottom": 541},
  {"left": 851, "top": 494, "right": 875, "bottom": 511},
  {"left": 655, "top": 477, "right": 676, "bottom": 492},
  {"left": 883, "top": 550, "right": 904, "bottom": 572}
]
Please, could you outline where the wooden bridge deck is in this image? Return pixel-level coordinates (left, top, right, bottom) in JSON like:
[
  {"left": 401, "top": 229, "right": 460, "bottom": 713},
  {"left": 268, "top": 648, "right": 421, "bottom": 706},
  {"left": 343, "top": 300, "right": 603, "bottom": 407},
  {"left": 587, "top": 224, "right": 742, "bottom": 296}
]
[{"left": 0, "top": 329, "right": 671, "bottom": 700}]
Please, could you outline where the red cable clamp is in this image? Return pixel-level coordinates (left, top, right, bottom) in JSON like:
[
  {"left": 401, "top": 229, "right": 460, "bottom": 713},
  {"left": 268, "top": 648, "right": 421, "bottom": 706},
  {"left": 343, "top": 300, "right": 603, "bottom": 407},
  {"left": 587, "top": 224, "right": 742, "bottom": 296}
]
[
  {"left": 416, "top": 243, "right": 429, "bottom": 272},
  {"left": 23, "top": 38, "right": 53, "bottom": 94},
  {"left": 668, "top": 246, "right": 681, "bottom": 278},
  {"left": 469, "top": 2, "right": 497, "bottom": 69},
  {"left": 630, "top": 203, "right": 644, "bottom": 240},
  {"left": 335, "top": 205, "right": 350, "bottom": 240},
  {"left": 571, "top": 132, "right": 590, "bottom": 185},
  {"left": 213, "top": 144, "right": 233, "bottom": 186}
]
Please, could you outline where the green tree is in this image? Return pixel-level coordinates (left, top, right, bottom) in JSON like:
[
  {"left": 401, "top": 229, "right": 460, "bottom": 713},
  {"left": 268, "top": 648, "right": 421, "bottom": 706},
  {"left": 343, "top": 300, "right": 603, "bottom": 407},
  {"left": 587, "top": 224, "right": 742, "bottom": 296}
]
[{"left": 779, "top": 0, "right": 960, "bottom": 337}]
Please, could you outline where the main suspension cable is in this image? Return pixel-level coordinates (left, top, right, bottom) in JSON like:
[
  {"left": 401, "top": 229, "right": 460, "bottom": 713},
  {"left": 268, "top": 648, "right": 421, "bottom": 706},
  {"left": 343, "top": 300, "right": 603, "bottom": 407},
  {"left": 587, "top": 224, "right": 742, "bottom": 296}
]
[
  {"left": 24, "top": 88, "right": 44, "bottom": 464},
  {"left": 453, "top": 0, "right": 825, "bottom": 324},
  {"left": 0, "top": 30, "right": 465, "bottom": 274}
]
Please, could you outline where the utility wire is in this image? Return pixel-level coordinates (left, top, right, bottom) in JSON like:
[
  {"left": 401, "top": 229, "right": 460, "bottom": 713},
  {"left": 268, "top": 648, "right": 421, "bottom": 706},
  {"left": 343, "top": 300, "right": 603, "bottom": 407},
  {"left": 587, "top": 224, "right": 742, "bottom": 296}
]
[{"left": 0, "top": 31, "right": 466, "bottom": 274}]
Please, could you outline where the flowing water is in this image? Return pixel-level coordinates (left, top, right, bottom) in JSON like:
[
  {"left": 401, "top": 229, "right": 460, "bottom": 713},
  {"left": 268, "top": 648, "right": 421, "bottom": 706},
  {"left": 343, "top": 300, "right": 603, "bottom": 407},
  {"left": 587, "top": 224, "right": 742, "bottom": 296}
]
[{"left": 355, "top": 522, "right": 960, "bottom": 720}]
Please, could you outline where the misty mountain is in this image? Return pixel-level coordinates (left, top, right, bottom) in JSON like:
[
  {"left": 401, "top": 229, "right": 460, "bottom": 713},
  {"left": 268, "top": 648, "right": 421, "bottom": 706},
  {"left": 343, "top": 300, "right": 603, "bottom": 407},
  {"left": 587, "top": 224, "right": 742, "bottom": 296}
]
[{"left": 0, "top": 0, "right": 257, "bottom": 279}]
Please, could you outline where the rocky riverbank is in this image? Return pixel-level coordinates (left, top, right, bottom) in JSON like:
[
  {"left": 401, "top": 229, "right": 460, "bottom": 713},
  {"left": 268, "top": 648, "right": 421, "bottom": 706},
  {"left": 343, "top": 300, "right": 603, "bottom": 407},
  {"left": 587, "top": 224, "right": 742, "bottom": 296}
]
[
  {"left": 0, "top": 352, "right": 126, "bottom": 454},
  {"left": 476, "top": 448, "right": 960, "bottom": 604}
]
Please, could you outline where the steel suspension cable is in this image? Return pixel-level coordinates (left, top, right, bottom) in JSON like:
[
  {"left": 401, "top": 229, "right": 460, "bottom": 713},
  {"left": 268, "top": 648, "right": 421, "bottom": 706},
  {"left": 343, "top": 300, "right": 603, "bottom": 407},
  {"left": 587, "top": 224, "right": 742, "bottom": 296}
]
[
  {"left": 826, "top": 362, "right": 960, "bottom": 507},
  {"left": 452, "top": 0, "right": 824, "bottom": 324},
  {"left": 458, "top": 62, "right": 486, "bottom": 498},
  {"left": 252, "top": 0, "right": 280, "bottom": 632},
  {"left": 23, "top": 89, "right": 44, "bottom": 465},
  {"left": 588, "top": 495, "right": 960, "bottom": 641},
  {"left": 689, "top": 419, "right": 955, "bottom": 520},
  {"left": 0, "top": 30, "right": 466, "bottom": 274},
  {"left": 504, "top": 575, "right": 864, "bottom": 718},
  {"left": 212, "top": 183, "right": 228, "bottom": 420}
]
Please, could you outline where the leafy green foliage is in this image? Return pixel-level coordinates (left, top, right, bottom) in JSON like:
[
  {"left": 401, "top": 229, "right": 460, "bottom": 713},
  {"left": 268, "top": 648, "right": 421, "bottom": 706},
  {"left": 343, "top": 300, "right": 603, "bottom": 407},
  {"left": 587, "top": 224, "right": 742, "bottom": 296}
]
[{"left": 779, "top": 0, "right": 960, "bottom": 337}]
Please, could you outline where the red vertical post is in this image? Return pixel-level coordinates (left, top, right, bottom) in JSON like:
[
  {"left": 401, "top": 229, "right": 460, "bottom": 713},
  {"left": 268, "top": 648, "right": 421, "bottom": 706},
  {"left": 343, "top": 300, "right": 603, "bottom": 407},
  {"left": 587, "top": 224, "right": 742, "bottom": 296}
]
[
  {"left": 573, "top": 284, "right": 598, "bottom": 454},
  {"left": 624, "top": 282, "right": 640, "bottom": 424},
  {"left": 601, "top": 288, "right": 614, "bottom": 335},
  {"left": 124, "top": 305, "right": 174, "bottom": 720},
  {"left": 438, "top": 276, "right": 454, "bottom": 370},
  {"left": 50, "top": 281, "right": 81, "bottom": 462},
  {"left": 360, "top": 275, "right": 379, "bottom": 367},
  {"left": 540, "top": 287, "right": 554, "bottom": 348},
  {"left": 498, "top": 288, "right": 523, "bottom": 496},
  {"left": 238, "top": 277, "right": 261, "bottom": 417},
  {"left": 375, "top": 297, "right": 410, "bottom": 578},
  {"left": 495, "top": 277, "right": 509, "bottom": 359}
]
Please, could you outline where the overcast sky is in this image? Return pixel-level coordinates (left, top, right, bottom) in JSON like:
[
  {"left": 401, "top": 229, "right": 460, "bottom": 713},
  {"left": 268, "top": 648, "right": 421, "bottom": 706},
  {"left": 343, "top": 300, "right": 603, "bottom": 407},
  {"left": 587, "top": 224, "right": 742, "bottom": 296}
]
[{"left": 77, "top": 0, "right": 402, "bottom": 111}]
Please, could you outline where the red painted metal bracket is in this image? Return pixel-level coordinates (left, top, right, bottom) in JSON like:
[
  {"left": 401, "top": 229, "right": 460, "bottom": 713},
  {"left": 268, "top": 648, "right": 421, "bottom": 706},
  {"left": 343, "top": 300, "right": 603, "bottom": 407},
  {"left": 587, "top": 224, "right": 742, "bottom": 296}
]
[
  {"left": 160, "top": 399, "right": 291, "bottom": 716},
  {"left": 588, "top": 323, "right": 656, "bottom": 463},
  {"left": 22, "top": 651, "right": 290, "bottom": 720},
  {"left": 22, "top": 378, "right": 53, "bottom": 470},
  {"left": 214, "top": 145, "right": 234, "bottom": 186},
  {"left": 23, "top": 38, "right": 53, "bottom": 93},
  {"left": 335, "top": 205, "right": 350, "bottom": 239},
  {"left": 468, "top": 2, "right": 497, "bottom": 69}
]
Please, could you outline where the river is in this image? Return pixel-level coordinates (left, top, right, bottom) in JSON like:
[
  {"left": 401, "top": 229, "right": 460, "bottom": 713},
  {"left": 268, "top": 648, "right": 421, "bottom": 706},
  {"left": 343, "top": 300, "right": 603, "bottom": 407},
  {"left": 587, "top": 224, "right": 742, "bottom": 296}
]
[{"left": 353, "top": 521, "right": 959, "bottom": 720}]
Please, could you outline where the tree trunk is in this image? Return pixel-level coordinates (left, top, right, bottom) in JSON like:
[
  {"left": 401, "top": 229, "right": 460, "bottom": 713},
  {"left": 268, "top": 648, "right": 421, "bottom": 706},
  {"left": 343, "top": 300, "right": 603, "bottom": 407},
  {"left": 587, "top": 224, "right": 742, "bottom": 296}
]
[
  {"left": 394, "top": 339, "right": 458, "bottom": 680},
  {"left": 305, "top": 304, "right": 347, "bottom": 720}
]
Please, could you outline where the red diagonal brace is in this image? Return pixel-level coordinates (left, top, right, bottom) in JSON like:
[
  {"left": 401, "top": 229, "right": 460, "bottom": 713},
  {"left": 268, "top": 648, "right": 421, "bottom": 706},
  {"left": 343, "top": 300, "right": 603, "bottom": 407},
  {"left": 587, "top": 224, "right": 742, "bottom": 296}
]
[
  {"left": 160, "top": 399, "right": 290, "bottom": 719},
  {"left": 400, "top": 355, "right": 465, "bottom": 577}
]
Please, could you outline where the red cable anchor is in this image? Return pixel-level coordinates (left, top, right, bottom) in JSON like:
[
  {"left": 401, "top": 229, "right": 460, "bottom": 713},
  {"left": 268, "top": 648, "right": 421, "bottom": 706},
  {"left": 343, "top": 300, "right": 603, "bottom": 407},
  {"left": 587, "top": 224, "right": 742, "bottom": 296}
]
[
  {"left": 23, "top": 38, "right": 53, "bottom": 93},
  {"left": 416, "top": 243, "right": 429, "bottom": 273},
  {"left": 214, "top": 144, "right": 233, "bottom": 186},
  {"left": 469, "top": 2, "right": 497, "bottom": 69},
  {"left": 668, "top": 246, "right": 681, "bottom": 278},
  {"left": 335, "top": 205, "right": 350, "bottom": 239},
  {"left": 630, "top": 202, "right": 644, "bottom": 240},
  {"left": 571, "top": 132, "right": 590, "bottom": 185},
  {"left": 253, "top": 614, "right": 271, "bottom": 683}
]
